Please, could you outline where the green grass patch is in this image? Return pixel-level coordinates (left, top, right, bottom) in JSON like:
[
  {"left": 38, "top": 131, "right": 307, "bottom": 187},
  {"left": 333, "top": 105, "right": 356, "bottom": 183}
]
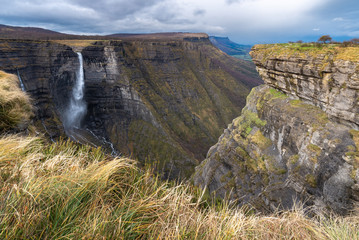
[
  {"left": 269, "top": 88, "right": 288, "bottom": 99},
  {"left": 306, "top": 174, "right": 317, "bottom": 188},
  {"left": 308, "top": 144, "right": 321, "bottom": 156},
  {"left": 249, "top": 130, "right": 272, "bottom": 150},
  {"left": 237, "top": 109, "right": 267, "bottom": 138}
]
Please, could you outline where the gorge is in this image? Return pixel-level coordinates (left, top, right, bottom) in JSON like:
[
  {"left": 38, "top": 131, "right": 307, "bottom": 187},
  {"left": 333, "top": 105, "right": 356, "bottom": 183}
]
[
  {"left": 3, "top": 25, "right": 359, "bottom": 215},
  {"left": 0, "top": 33, "right": 261, "bottom": 179}
]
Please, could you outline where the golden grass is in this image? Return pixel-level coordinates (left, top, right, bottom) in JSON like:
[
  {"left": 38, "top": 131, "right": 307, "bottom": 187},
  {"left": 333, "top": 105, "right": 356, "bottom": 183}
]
[
  {"left": 0, "top": 134, "right": 358, "bottom": 239},
  {"left": 51, "top": 39, "right": 99, "bottom": 47},
  {"left": 0, "top": 71, "right": 33, "bottom": 131}
]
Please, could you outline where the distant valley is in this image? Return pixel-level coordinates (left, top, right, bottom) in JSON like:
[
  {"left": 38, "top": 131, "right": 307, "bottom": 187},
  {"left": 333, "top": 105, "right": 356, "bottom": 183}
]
[
  {"left": 0, "top": 24, "right": 262, "bottom": 179},
  {"left": 209, "top": 36, "right": 253, "bottom": 61}
]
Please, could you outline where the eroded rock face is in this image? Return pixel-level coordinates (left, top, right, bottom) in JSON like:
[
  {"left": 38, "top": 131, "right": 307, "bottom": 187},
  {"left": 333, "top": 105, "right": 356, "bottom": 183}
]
[
  {"left": 80, "top": 39, "right": 262, "bottom": 178},
  {"left": 194, "top": 84, "right": 359, "bottom": 214},
  {"left": 0, "top": 39, "right": 79, "bottom": 138},
  {"left": 250, "top": 46, "right": 359, "bottom": 129},
  {"left": 0, "top": 37, "right": 262, "bottom": 179}
]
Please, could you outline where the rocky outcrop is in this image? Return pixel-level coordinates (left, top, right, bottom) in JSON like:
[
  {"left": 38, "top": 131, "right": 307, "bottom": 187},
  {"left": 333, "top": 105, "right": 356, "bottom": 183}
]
[
  {"left": 0, "top": 36, "right": 262, "bottom": 179},
  {"left": 194, "top": 44, "right": 359, "bottom": 214},
  {"left": 250, "top": 45, "right": 359, "bottom": 129}
]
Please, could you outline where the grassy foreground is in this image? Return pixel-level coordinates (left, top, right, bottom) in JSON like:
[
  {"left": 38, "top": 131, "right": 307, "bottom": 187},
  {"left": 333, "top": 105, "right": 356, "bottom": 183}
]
[
  {"left": 0, "top": 135, "right": 358, "bottom": 239},
  {"left": 0, "top": 66, "right": 358, "bottom": 239}
]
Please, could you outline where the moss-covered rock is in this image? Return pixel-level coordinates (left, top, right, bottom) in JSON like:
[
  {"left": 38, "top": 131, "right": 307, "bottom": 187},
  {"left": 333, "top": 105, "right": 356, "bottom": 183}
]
[
  {"left": 194, "top": 85, "right": 359, "bottom": 214},
  {"left": 251, "top": 44, "right": 359, "bottom": 129}
]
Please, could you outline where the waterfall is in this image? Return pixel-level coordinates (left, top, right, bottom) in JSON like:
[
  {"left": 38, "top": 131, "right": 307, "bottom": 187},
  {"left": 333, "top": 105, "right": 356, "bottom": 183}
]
[
  {"left": 64, "top": 52, "right": 87, "bottom": 131},
  {"left": 63, "top": 52, "right": 118, "bottom": 156},
  {"left": 17, "top": 70, "right": 26, "bottom": 91}
]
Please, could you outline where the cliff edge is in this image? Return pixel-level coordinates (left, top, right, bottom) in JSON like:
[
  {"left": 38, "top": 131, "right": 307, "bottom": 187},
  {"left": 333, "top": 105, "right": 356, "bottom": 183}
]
[
  {"left": 250, "top": 44, "right": 359, "bottom": 128},
  {"left": 194, "top": 43, "right": 359, "bottom": 214}
]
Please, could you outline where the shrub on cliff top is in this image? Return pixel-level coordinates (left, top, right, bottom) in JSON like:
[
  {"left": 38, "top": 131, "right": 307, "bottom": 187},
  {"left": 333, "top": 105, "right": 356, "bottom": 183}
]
[
  {"left": 0, "top": 71, "right": 33, "bottom": 131},
  {"left": 318, "top": 35, "right": 332, "bottom": 43}
]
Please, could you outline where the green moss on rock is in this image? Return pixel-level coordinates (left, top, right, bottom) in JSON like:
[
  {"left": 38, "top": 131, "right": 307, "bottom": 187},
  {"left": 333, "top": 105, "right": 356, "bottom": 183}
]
[
  {"left": 306, "top": 174, "right": 317, "bottom": 188},
  {"left": 249, "top": 130, "right": 272, "bottom": 150}
]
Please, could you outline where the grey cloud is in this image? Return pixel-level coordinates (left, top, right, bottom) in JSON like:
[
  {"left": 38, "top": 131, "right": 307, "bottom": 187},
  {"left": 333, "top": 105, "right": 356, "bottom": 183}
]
[
  {"left": 193, "top": 9, "right": 206, "bottom": 16},
  {"left": 0, "top": 0, "right": 359, "bottom": 44},
  {"left": 0, "top": 0, "right": 173, "bottom": 33},
  {"left": 226, "top": 0, "right": 240, "bottom": 4},
  {"left": 71, "top": 0, "right": 163, "bottom": 19}
]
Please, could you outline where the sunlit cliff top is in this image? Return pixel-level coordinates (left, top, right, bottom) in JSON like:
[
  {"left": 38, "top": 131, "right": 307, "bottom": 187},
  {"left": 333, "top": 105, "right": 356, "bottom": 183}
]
[{"left": 251, "top": 43, "right": 359, "bottom": 62}]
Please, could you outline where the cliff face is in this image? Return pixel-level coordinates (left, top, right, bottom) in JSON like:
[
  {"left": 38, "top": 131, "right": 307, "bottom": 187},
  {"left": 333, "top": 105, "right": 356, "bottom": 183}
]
[
  {"left": 250, "top": 44, "right": 359, "bottom": 128},
  {"left": 194, "top": 44, "right": 359, "bottom": 214},
  {"left": 0, "top": 36, "right": 262, "bottom": 179},
  {"left": 0, "top": 40, "right": 79, "bottom": 138}
]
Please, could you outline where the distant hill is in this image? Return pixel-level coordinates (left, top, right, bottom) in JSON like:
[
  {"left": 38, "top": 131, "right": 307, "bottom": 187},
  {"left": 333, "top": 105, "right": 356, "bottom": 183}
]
[
  {"left": 0, "top": 24, "right": 71, "bottom": 39},
  {"left": 108, "top": 32, "right": 209, "bottom": 40},
  {"left": 209, "top": 36, "right": 252, "bottom": 61},
  {"left": 0, "top": 24, "right": 208, "bottom": 41}
]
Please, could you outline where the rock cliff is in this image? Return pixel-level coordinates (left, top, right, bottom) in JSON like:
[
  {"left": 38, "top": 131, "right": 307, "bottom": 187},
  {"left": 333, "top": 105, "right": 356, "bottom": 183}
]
[
  {"left": 0, "top": 35, "right": 261, "bottom": 179},
  {"left": 250, "top": 44, "right": 359, "bottom": 128},
  {"left": 0, "top": 40, "right": 79, "bottom": 138},
  {"left": 194, "top": 44, "right": 359, "bottom": 214}
]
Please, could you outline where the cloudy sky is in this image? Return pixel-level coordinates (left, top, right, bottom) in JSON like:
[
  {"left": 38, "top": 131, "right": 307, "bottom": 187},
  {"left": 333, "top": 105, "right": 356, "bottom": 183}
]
[{"left": 0, "top": 0, "right": 358, "bottom": 44}]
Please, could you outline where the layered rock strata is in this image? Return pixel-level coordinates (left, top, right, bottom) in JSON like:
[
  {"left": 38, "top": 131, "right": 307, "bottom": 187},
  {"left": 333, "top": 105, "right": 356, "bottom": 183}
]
[
  {"left": 194, "top": 45, "right": 359, "bottom": 214},
  {"left": 0, "top": 40, "right": 79, "bottom": 138},
  {"left": 250, "top": 45, "right": 359, "bottom": 129},
  {"left": 0, "top": 36, "right": 262, "bottom": 178}
]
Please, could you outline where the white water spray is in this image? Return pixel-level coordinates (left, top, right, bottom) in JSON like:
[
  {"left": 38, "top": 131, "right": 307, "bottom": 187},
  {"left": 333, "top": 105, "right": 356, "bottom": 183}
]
[
  {"left": 17, "top": 70, "right": 26, "bottom": 91},
  {"left": 64, "top": 52, "right": 87, "bottom": 131}
]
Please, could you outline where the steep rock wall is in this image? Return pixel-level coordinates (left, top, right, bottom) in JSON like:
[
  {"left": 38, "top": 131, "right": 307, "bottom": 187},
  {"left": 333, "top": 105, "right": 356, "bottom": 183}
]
[
  {"left": 0, "top": 39, "right": 79, "bottom": 138},
  {"left": 194, "top": 45, "right": 359, "bottom": 214},
  {"left": 0, "top": 36, "right": 262, "bottom": 179},
  {"left": 81, "top": 39, "right": 261, "bottom": 178},
  {"left": 250, "top": 45, "right": 359, "bottom": 128}
]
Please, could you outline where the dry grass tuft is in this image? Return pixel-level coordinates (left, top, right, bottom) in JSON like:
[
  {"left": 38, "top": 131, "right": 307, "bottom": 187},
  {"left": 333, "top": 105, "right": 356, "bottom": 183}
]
[
  {"left": 0, "top": 71, "right": 33, "bottom": 131},
  {"left": 0, "top": 135, "right": 358, "bottom": 239}
]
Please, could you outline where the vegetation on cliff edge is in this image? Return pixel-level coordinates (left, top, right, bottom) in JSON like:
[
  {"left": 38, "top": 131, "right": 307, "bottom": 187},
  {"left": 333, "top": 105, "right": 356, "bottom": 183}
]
[
  {"left": 0, "top": 71, "right": 33, "bottom": 131},
  {"left": 252, "top": 42, "right": 359, "bottom": 61}
]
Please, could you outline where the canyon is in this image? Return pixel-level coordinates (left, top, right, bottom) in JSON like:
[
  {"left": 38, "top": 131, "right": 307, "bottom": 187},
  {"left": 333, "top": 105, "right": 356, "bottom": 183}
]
[
  {"left": 194, "top": 44, "right": 359, "bottom": 214},
  {"left": 0, "top": 33, "right": 261, "bottom": 179},
  {"left": 4, "top": 24, "right": 358, "bottom": 215}
]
